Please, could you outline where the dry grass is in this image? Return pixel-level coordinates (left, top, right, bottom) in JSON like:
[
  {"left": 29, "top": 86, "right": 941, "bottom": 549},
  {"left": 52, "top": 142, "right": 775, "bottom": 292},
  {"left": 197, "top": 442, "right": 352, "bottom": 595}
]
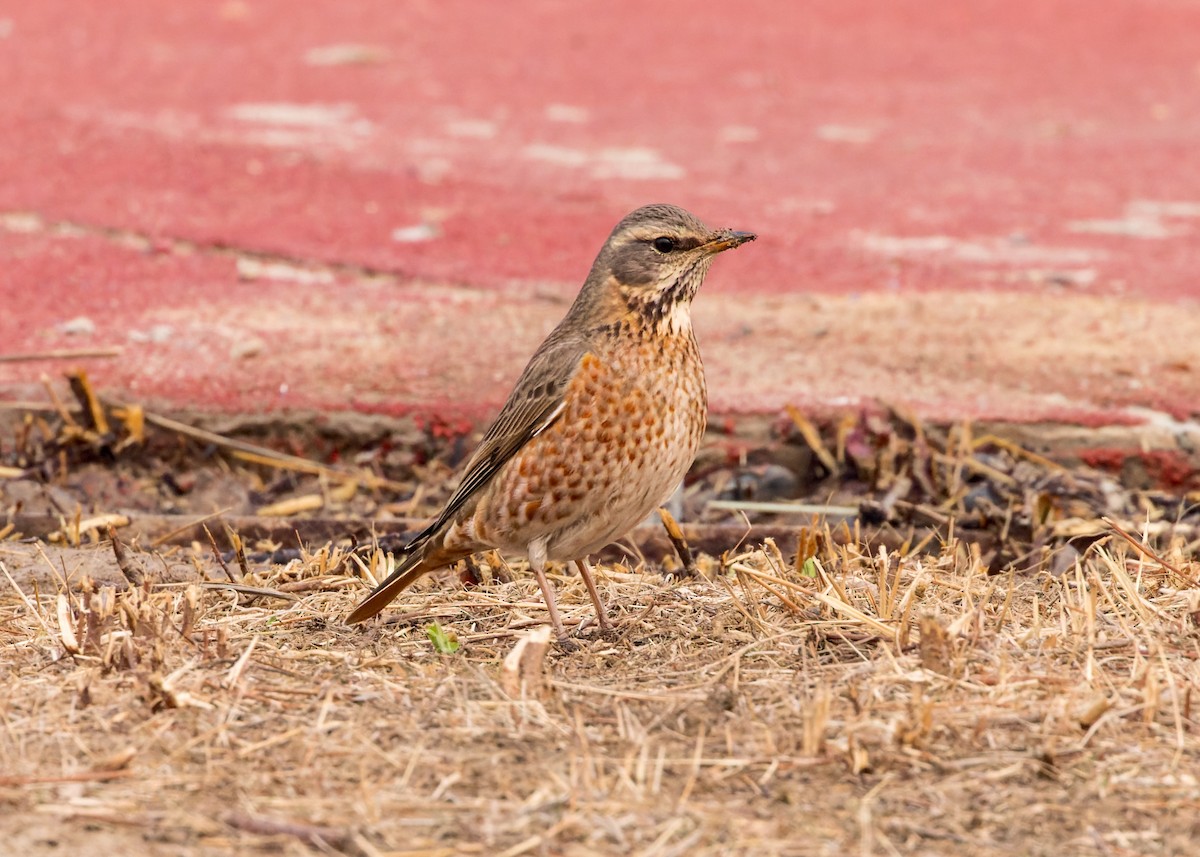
[
  {"left": 3, "top": 388, "right": 1199, "bottom": 854},
  {"left": 3, "top": 520, "right": 1199, "bottom": 856}
]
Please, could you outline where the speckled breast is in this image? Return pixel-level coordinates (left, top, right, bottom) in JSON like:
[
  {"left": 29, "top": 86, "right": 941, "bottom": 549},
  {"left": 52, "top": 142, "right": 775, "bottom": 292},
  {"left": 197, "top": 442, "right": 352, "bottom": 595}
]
[{"left": 474, "top": 331, "right": 706, "bottom": 560}]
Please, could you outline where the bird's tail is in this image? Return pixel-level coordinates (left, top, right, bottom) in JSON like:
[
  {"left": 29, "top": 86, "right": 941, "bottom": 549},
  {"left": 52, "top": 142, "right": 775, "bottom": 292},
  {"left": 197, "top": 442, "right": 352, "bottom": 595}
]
[{"left": 345, "top": 547, "right": 433, "bottom": 624}]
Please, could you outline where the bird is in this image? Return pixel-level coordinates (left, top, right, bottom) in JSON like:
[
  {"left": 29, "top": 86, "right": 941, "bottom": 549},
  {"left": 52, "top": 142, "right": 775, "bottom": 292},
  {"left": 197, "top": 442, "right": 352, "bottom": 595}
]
[{"left": 347, "top": 204, "right": 755, "bottom": 642}]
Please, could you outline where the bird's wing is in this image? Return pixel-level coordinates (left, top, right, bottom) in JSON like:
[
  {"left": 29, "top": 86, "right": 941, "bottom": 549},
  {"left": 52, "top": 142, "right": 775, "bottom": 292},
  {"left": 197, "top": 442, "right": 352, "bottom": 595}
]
[
  {"left": 347, "top": 335, "right": 588, "bottom": 624},
  {"left": 415, "top": 333, "right": 591, "bottom": 543}
]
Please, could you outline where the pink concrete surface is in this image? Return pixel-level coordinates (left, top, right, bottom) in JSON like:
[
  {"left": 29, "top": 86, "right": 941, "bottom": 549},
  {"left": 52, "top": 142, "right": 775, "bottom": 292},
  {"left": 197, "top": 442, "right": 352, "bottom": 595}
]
[{"left": 1, "top": 0, "right": 1198, "bottom": 425}]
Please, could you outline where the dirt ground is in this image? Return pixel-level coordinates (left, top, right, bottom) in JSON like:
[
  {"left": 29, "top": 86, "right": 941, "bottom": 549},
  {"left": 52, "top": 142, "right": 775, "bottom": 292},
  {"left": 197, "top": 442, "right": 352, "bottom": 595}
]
[{"left": 2, "top": 404, "right": 1199, "bottom": 856}]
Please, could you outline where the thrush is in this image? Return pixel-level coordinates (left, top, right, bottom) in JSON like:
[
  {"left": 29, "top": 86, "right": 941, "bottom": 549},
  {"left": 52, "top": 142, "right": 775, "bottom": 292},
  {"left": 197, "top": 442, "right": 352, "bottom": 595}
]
[{"left": 347, "top": 204, "right": 755, "bottom": 641}]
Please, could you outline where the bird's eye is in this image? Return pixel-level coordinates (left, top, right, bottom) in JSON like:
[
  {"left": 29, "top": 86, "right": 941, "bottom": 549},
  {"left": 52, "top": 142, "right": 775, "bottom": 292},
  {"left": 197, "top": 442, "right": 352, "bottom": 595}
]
[{"left": 652, "top": 236, "right": 677, "bottom": 253}]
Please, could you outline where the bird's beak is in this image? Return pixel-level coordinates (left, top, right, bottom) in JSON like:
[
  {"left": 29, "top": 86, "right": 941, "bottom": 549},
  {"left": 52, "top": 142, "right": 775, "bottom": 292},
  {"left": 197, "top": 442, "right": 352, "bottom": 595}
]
[{"left": 702, "top": 230, "right": 757, "bottom": 254}]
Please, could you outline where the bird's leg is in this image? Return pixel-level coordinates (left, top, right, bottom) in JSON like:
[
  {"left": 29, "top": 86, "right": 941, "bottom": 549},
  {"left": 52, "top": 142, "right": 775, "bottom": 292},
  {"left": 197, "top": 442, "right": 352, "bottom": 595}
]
[
  {"left": 574, "top": 557, "right": 613, "bottom": 632},
  {"left": 528, "top": 541, "right": 570, "bottom": 644}
]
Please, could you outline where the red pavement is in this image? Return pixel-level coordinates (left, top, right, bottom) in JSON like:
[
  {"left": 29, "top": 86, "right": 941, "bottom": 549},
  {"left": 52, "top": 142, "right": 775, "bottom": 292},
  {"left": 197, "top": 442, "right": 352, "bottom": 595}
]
[{"left": 1, "top": 1, "right": 1198, "bottom": 425}]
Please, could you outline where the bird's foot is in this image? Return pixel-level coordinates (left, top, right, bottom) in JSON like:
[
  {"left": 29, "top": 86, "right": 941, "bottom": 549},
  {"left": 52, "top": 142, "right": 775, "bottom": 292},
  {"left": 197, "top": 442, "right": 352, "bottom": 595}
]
[
  {"left": 575, "top": 614, "right": 622, "bottom": 641},
  {"left": 554, "top": 635, "right": 582, "bottom": 653}
]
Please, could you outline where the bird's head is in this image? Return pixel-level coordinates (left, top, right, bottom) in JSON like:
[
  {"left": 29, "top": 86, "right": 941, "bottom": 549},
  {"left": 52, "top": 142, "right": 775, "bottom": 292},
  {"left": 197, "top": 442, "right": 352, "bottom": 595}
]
[{"left": 577, "top": 204, "right": 755, "bottom": 334}]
